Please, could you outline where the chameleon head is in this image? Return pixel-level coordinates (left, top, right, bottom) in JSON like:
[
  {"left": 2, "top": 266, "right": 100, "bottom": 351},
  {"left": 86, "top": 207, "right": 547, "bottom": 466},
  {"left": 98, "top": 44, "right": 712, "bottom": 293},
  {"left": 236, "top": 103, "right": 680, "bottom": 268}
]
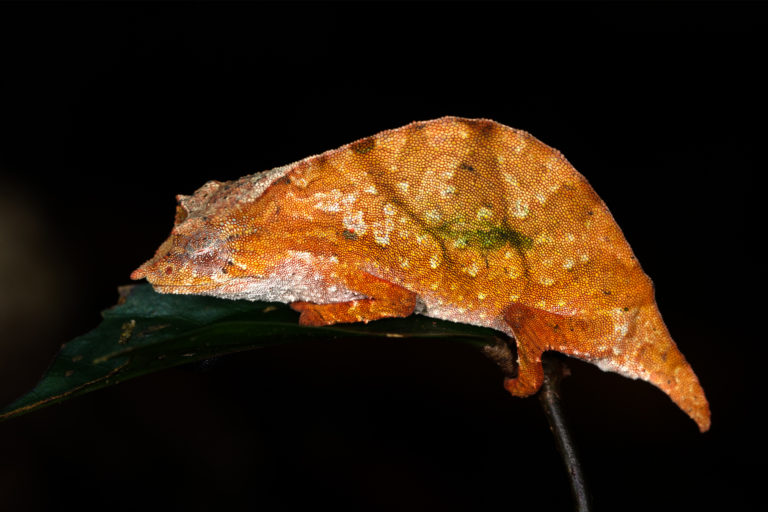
[
  {"left": 131, "top": 174, "right": 290, "bottom": 294},
  {"left": 131, "top": 177, "right": 245, "bottom": 292},
  {"left": 130, "top": 214, "right": 233, "bottom": 294}
]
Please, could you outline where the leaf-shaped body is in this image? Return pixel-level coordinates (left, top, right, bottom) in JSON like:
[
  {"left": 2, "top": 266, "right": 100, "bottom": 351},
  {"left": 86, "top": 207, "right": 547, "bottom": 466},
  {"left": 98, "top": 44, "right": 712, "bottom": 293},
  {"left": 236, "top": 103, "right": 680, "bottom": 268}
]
[{"left": 132, "top": 117, "right": 710, "bottom": 431}]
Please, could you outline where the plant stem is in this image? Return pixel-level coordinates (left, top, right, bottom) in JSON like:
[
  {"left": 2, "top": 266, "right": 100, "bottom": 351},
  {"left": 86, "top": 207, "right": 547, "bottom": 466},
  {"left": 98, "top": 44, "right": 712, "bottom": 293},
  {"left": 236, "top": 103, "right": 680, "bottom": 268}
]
[{"left": 538, "top": 354, "right": 591, "bottom": 512}]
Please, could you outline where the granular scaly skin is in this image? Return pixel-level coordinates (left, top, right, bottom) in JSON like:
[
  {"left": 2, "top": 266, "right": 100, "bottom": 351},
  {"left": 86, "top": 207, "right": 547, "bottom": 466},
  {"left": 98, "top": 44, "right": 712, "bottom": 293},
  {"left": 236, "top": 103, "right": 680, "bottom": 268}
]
[{"left": 132, "top": 116, "right": 710, "bottom": 432}]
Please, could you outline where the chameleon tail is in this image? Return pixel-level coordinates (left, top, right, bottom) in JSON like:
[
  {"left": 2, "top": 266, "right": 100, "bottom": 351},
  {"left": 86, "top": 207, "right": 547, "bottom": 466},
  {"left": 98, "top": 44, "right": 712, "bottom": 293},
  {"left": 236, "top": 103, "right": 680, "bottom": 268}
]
[{"left": 503, "top": 302, "right": 711, "bottom": 432}]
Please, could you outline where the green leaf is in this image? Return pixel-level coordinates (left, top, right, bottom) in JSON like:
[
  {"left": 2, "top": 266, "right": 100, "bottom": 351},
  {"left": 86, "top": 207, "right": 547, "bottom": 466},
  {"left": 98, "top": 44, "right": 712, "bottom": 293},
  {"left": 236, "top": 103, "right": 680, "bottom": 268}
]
[{"left": 1, "top": 284, "right": 504, "bottom": 422}]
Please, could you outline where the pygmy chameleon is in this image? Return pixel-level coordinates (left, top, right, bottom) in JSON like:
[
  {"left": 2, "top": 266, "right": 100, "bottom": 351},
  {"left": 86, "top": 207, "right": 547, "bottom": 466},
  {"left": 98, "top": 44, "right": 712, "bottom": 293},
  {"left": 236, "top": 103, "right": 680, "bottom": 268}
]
[{"left": 132, "top": 117, "right": 710, "bottom": 432}]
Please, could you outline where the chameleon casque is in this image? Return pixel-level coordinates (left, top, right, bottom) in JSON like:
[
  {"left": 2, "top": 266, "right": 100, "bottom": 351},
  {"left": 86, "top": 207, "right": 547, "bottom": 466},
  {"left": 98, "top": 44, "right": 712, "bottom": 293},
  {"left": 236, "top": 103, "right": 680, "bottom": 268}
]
[{"left": 132, "top": 116, "right": 710, "bottom": 432}]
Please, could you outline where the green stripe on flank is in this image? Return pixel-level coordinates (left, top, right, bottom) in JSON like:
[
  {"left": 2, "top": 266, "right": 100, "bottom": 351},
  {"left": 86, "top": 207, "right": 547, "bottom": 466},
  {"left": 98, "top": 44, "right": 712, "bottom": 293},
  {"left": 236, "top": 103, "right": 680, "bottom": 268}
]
[{"left": 435, "top": 222, "right": 533, "bottom": 251}]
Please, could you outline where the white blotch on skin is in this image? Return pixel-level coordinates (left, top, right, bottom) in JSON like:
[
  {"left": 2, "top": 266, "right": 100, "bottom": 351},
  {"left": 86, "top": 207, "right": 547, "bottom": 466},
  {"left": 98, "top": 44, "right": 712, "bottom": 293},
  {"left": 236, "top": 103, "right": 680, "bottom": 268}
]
[
  {"left": 512, "top": 199, "right": 529, "bottom": 219},
  {"left": 425, "top": 209, "right": 441, "bottom": 222},
  {"left": 441, "top": 185, "right": 456, "bottom": 198},
  {"left": 540, "top": 277, "right": 555, "bottom": 286},
  {"left": 562, "top": 258, "right": 575, "bottom": 270},
  {"left": 476, "top": 207, "right": 492, "bottom": 220},
  {"left": 397, "top": 182, "right": 409, "bottom": 193},
  {"left": 312, "top": 190, "right": 343, "bottom": 212},
  {"left": 372, "top": 218, "right": 394, "bottom": 247},
  {"left": 343, "top": 211, "right": 367, "bottom": 235},
  {"left": 429, "top": 254, "right": 440, "bottom": 269},
  {"left": 383, "top": 203, "right": 396, "bottom": 216}
]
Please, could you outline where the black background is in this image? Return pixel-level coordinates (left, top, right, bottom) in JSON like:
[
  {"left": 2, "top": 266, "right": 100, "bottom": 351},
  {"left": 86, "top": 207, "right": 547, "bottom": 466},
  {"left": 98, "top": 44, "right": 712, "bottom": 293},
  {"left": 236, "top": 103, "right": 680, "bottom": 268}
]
[{"left": 0, "top": 1, "right": 760, "bottom": 510}]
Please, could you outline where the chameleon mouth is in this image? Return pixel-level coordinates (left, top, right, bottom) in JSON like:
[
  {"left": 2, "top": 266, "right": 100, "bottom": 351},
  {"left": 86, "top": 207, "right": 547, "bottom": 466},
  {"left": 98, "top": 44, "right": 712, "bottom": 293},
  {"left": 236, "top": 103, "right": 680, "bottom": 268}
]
[
  {"left": 150, "top": 283, "right": 215, "bottom": 294},
  {"left": 130, "top": 261, "right": 218, "bottom": 292}
]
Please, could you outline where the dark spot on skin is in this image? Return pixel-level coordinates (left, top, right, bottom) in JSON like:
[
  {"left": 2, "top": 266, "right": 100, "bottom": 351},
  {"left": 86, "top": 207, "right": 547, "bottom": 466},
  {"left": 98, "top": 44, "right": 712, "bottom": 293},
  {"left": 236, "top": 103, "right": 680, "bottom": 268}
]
[
  {"left": 489, "top": 226, "right": 534, "bottom": 251},
  {"left": 587, "top": 210, "right": 594, "bottom": 216},
  {"left": 661, "top": 351, "right": 668, "bottom": 362},
  {"left": 277, "top": 175, "right": 291, "bottom": 185},
  {"left": 165, "top": 266, "right": 173, "bottom": 275},
  {"left": 623, "top": 307, "right": 630, "bottom": 312},
  {"left": 351, "top": 137, "right": 375, "bottom": 155},
  {"left": 459, "top": 162, "right": 477, "bottom": 172},
  {"left": 553, "top": 324, "right": 560, "bottom": 330},
  {"left": 435, "top": 222, "right": 533, "bottom": 252},
  {"left": 174, "top": 206, "right": 188, "bottom": 224},
  {"left": 342, "top": 229, "right": 359, "bottom": 240},
  {"left": 602, "top": 289, "right": 612, "bottom": 295}
]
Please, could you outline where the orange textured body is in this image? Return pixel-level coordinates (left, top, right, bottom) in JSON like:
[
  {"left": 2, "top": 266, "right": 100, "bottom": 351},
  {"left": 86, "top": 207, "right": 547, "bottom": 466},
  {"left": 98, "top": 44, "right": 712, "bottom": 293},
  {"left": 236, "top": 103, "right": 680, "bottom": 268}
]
[{"left": 132, "top": 117, "right": 710, "bottom": 431}]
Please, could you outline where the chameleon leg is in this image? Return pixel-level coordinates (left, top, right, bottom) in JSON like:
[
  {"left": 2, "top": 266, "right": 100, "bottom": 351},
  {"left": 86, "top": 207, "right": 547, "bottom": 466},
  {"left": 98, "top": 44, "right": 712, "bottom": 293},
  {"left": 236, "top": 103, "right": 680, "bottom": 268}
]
[
  {"left": 290, "top": 272, "right": 417, "bottom": 327},
  {"left": 501, "top": 303, "right": 607, "bottom": 397},
  {"left": 502, "top": 303, "right": 548, "bottom": 396}
]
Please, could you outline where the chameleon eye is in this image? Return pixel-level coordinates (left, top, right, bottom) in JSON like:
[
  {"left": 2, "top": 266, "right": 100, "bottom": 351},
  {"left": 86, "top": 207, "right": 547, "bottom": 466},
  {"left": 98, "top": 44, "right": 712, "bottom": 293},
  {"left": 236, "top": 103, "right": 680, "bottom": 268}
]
[{"left": 186, "top": 232, "right": 217, "bottom": 255}]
